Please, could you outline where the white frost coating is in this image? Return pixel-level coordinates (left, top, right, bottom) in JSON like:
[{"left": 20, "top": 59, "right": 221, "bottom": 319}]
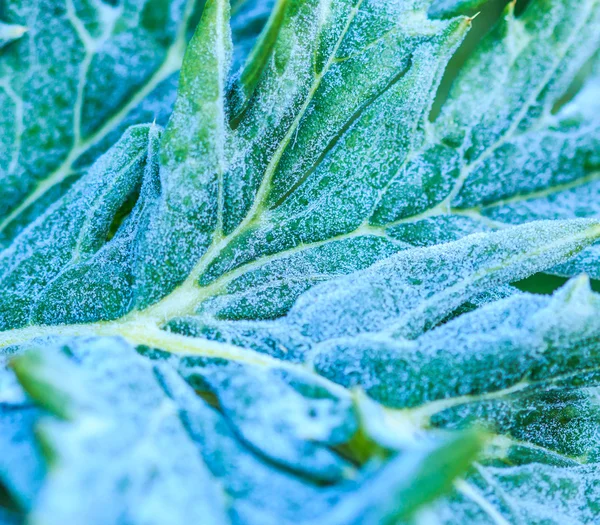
[
  {"left": 443, "top": 463, "right": 600, "bottom": 524},
  {"left": 14, "top": 337, "right": 229, "bottom": 525},
  {"left": 0, "top": 0, "right": 196, "bottom": 245},
  {"left": 312, "top": 276, "right": 600, "bottom": 412},
  {"left": 287, "top": 220, "right": 600, "bottom": 342},
  {"left": 179, "top": 360, "right": 356, "bottom": 482},
  {"left": 313, "top": 275, "right": 600, "bottom": 523},
  {"left": 0, "top": 1, "right": 599, "bottom": 522},
  {"left": 0, "top": 125, "right": 157, "bottom": 329}
]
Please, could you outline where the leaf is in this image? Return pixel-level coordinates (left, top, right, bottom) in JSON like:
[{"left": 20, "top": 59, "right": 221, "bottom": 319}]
[
  {"left": 375, "top": 0, "right": 600, "bottom": 277},
  {"left": 313, "top": 276, "right": 600, "bottom": 522},
  {"left": 6, "top": 0, "right": 596, "bottom": 336},
  {"left": 3, "top": 336, "right": 482, "bottom": 524},
  {"left": 198, "top": 2, "right": 471, "bottom": 284},
  {"left": 0, "top": 0, "right": 271, "bottom": 247},
  {"left": 0, "top": 0, "right": 477, "bottom": 328},
  {"left": 134, "top": 0, "right": 233, "bottom": 307},
  {"left": 176, "top": 357, "right": 356, "bottom": 482},
  {"left": 1, "top": 0, "right": 600, "bottom": 522},
  {"left": 169, "top": 219, "right": 600, "bottom": 343},
  {"left": 0, "top": 125, "right": 161, "bottom": 330},
  {"left": 459, "top": 62, "right": 600, "bottom": 280},
  {"left": 11, "top": 339, "right": 230, "bottom": 525}
]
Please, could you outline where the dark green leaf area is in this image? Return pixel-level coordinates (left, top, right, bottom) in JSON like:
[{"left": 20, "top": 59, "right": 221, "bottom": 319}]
[{"left": 0, "top": 126, "right": 161, "bottom": 330}]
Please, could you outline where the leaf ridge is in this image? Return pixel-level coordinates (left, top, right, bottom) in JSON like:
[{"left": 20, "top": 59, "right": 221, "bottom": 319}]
[
  {"left": 457, "top": 480, "right": 512, "bottom": 525},
  {"left": 455, "top": 169, "right": 600, "bottom": 216},
  {"left": 233, "top": 0, "right": 365, "bottom": 226},
  {"left": 269, "top": 55, "right": 414, "bottom": 210}
]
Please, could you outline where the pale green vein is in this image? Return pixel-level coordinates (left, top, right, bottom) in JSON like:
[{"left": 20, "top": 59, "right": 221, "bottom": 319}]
[
  {"left": 142, "top": 0, "right": 367, "bottom": 318},
  {"left": 474, "top": 462, "right": 525, "bottom": 525},
  {"left": 444, "top": 1, "right": 599, "bottom": 205},
  {"left": 0, "top": 319, "right": 351, "bottom": 399},
  {"left": 140, "top": 222, "right": 389, "bottom": 321},
  {"left": 401, "top": 364, "right": 600, "bottom": 427},
  {"left": 456, "top": 480, "right": 512, "bottom": 525},
  {"left": 0, "top": 0, "right": 197, "bottom": 236},
  {"left": 456, "top": 170, "right": 600, "bottom": 214}
]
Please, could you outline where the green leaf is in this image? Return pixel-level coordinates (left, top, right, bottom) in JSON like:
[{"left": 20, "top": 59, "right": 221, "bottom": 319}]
[
  {"left": 176, "top": 357, "right": 357, "bottom": 482},
  {"left": 0, "top": 0, "right": 272, "bottom": 248},
  {"left": 1, "top": 0, "right": 600, "bottom": 522},
  {"left": 0, "top": 125, "right": 161, "bottom": 330},
  {"left": 376, "top": 0, "right": 600, "bottom": 277},
  {"left": 0, "top": 0, "right": 193, "bottom": 246},
  {"left": 314, "top": 276, "right": 600, "bottom": 522},
  {"left": 134, "top": 0, "right": 233, "bottom": 307},
  {"left": 3, "top": 337, "right": 481, "bottom": 524},
  {"left": 11, "top": 339, "right": 231, "bottom": 525},
  {"left": 174, "top": 219, "right": 599, "bottom": 343},
  {"left": 6, "top": 0, "right": 595, "bottom": 336},
  {"left": 0, "top": 0, "right": 478, "bottom": 329}
]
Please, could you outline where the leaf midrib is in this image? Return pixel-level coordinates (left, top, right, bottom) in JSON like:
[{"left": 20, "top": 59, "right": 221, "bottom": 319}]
[{"left": 140, "top": 0, "right": 366, "bottom": 320}]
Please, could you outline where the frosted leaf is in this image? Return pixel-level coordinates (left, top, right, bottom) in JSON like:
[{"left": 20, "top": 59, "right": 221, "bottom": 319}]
[
  {"left": 437, "top": 0, "right": 600, "bottom": 163},
  {"left": 199, "top": 7, "right": 470, "bottom": 284},
  {"left": 1, "top": 336, "right": 480, "bottom": 524},
  {"left": 366, "top": 0, "right": 600, "bottom": 281},
  {"left": 0, "top": 125, "right": 161, "bottom": 329},
  {"left": 313, "top": 276, "right": 600, "bottom": 522},
  {"left": 176, "top": 358, "right": 356, "bottom": 482},
  {"left": 134, "top": 0, "right": 233, "bottom": 307},
  {"left": 0, "top": 0, "right": 271, "bottom": 247},
  {"left": 5, "top": 0, "right": 595, "bottom": 336},
  {"left": 387, "top": 215, "right": 491, "bottom": 247},
  {"left": 312, "top": 275, "right": 600, "bottom": 408},
  {"left": 0, "top": 0, "right": 189, "bottom": 246},
  {"left": 1, "top": 1, "right": 600, "bottom": 522},
  {"left": 11, "top": 338, "right": 229, "bottom": 525},
  {"left": 285, "top": 220, "right": 600, "bottom": 342},
  {"left": 2, "top": 0, "right": 599, "bottom": 335}
]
